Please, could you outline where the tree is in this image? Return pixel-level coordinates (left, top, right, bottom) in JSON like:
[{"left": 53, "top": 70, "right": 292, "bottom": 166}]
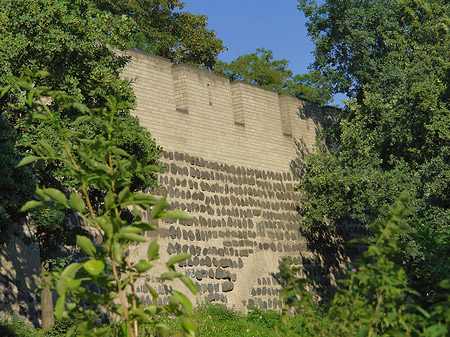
[
  {"left": 0, "top": 116, "right": 35, "bottom": 244},
  {"left": 296, "top": 0, "right": 450, "bottom": 306},
  {"left": 214, "top": 48, "right": 332, "bottom": 105},
  {"left": 93, "top": 0, "right": 226, "bottom": 70},
  {"left": 0, "top": 0, "right": 159, "bottom": 329}
]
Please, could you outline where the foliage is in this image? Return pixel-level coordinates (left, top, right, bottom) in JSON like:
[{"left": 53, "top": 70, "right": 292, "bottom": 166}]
[
  {"left": 296, "top": 0, "right": 450, "bottom": 304},
  {"left": 4, "top": 74, "right": 196, "bottom": 337},
  {"left": 0, "top": 312, "right": 43, "bottom": 337},
  {"left": 280, "top": 199, "right": 450, "bottom": 336},
  {"left": 0, "top": 0, "right": 162, "bottom": 250},
  {"left": 214, "top": 48, "right": 332, "bottom": 105},
  {"left": 0, "top": 115, "right": 35, "bottom": 244},
  {"left": 93, "top": 0, "right": 226, "bottom": 70}
]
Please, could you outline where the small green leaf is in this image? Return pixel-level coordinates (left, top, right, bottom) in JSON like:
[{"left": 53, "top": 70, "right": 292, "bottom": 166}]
[
  {"left": 69, "top": 193, "right": 85, "bottom": 212},
  {"left": 151, "top": 198, "right": 168, "bottom": 219},
  {"left": 166, "top": 253, "right": 191, "bottom": 268},
  {"left": 76, "top": 235, "right": 96, "bottom": 257},
  {"left": 143, "top": 164, "right": 161, "bottom": 173},
  {"left": 21, "top": 200, "right": 44, "bottom": 212},
  {"left": 160, "top": 270, "right": 182, "bottom": 280},
  {"left": 71, "top": 115, "right": 91, "bottom": 125},
  {"left": 111, "top": 147, "right": 130, "bottom": 157},
  {"left": 160, "top": 210, "right": 191, "bottom": 221},
  {"left": 180, "top": 276, "right": 197, "bottom": 294},
  {"left": 172, "top": 290, "right": 193, "bottom": 312},
  {"left": 147, "top": 240, "right": 159, "bottom": 261},
  {"left": 180, "top": 316, "right": 196, "bottom": 333},
  {"left": 55, "top": 295, "right": 66, "bottom": 321},
  {"left": 44, "top": 188, "right": 67, "bottom": 206},
  {"left": 17, "top": 155, "right": 40, "bottom": 167},
  {"left": 118, "top": 186, "right": 131, "bottom": 203},
  {"left": 83, "top": 260, "right": 104, "bottom": 276},
  {"left": 146, "top": 283, "right": 158, "bottom": 300},
  {"left": 38, "top": 140, "right": 55, "bottom": 157},
  {"left": 104, "top": 191, "right": 115, "bottom": 210},
  {"left": 119, "top": 232, "right": 147, "bottom": 242},
  {"left": 66, "top": 278, "right": 82, "bottom": 289},
  {"left": 1, "top": 85, "right": 11, "bottom": 98},
  {"left": 72, "top": 102, "right": 87, "bottom": 113},
  {"left": 135, "top": 260, "right": 152, "bottom": 273},
  {"left": 119, "top": 226, "right": 142, "bottom": 235},
  {"left": 155, "top": 323, "right": 170, "bottom": 336},
  {"left": 112, "top": 242, "right": 123, "bottom": 260}
]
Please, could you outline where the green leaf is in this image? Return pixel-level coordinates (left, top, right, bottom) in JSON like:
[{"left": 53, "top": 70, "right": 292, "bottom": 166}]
[
  {"left": 151, "top": 197, "right": 168, "bottom": 219},
  {"left": 76, "top": 235, "right": 96, "bottom": 257},
  {"left": 143, "top": 164, "right": 161, "bottom": 173},
  {"left": 112, "top": 242, "right": 123, "bottom": 260},
  {"left": 146, "top": 283, "right": 158, "bottom": 300},
  {"left": 55, "top": 295, "right": 66, "bottom": 321},
  {"left": 147, "top": 240, "right": 159, "bottom": 261},
  {"left": 160, "top": 210, "right": 190, "bottom": 220},
  {"left": 118, "top": 232, "right": 147, "bottom": 242},
  {"left": 72, "top": 102, "right": 87, "bottom": 113},
  {"left": 155, "top": 323, "right": 170, "bottom": 336},
  {"left": 44, "top": 188, "right": 67, "bottom": 206},
  {"left": 71, "top": 115, "right": 91, "bottom": 125},
  {"left": 66, "top": 278, "right": 82, "bottom": 289},
  {"left": 17, "top": 155, "right": 40, "bottom": 167},
  {"left": 160, "top": 270, "right": 182, "bottom": 280},
  {"left": 69, "top": 193, "right": 85, "bottom": 212},
  {"left": 135, "top": 259, "right": 152, "bottom": 273},
  {"left": 119, "top": 226, "right": 142, "bottom": 235},
  {"left": 118, "top": 186, "right": 131, "bottom": 203},
  {"left": 171, "top": 290, "right": 193, "bottom": 312},
  {"left": 111, "top": 147, "right": 130, "bottom": 157},
  {"left": 83, "top": 260, "right": 105, "bottom": 276},
  {"left": 104, "top": 191, "right": 115, "bottom": 210},
  {"left": 180, "top": 275, "right": 197, "bottom": 294},
  {"left": 38, "top": 140, "right": 55, "bottom": 157},
  {"left": 1, "top": 85, "right": 11, "bottom": 98},
  {"left": 166, "top": 253, "right": 191, "bottom": 268},
  {"left": 20, "top": 200, "right": 44, "bottom": 212},
  {"left": 179, "top": 316, "right": 196, "bottom": 333}
]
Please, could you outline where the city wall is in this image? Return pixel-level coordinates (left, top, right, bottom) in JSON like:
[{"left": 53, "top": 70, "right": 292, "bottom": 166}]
[
  {"left": 0, "top": 50, "right": 348, "bottom": 325},
  {"left": 122, "top": 50, "right": 347, "bottom": 312}
]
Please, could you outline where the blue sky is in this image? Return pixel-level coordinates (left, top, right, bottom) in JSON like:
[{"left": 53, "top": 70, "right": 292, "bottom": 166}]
[{"left": 181, "top": 0, "right": 346, "bottom": 106}]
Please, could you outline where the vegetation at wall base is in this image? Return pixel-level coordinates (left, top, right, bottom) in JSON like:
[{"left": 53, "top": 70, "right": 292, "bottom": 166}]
[{"left": 280, "top": 198, "right": 450, "bottom": 336}]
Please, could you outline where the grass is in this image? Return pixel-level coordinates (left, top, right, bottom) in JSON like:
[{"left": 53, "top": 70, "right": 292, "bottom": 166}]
[{"left": 0, "top": 305, "right": 316, "bottom": 336}]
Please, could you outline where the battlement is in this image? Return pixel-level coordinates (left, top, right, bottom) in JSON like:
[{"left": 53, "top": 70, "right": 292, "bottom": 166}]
[{"left": 122, "top": 50, "right": 324, "bottom": 172}]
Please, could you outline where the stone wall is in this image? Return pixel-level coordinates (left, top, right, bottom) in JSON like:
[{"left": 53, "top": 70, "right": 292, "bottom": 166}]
[
  {"left": 122, "top": 50, "right": 345, "bottom": 311},
  {"left": 0, "top": 50, "right": 347, "bottom": 325}
]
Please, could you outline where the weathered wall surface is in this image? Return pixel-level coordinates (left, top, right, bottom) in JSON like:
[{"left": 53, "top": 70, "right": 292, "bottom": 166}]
[{"left": 122, "top": 50, "right": 344, "bottom": 312}]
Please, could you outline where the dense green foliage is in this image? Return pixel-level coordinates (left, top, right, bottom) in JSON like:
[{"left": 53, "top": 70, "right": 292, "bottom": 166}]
[
  {"left": 93, "top": 0, "right": 226, "bottom": 70},
  {"left": 296, "top": 0, "right": 450, "bottom": 304},
  {"left": 280, "top": 200, "right": 450, "bottom": 336},
  {"left": 6, "top": 74, "right": 197, "bottom": 337},
  {"left": 0, "top": 116, "right": 35, "bottom": 244},
  {"left": 214, "top": 48, "right": 332, "bottom": 105}
]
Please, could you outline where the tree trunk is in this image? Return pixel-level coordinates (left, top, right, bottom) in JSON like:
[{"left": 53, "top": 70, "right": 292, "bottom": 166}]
[{"left": 40, "top": 245, "right": 54, "bottom": 331}]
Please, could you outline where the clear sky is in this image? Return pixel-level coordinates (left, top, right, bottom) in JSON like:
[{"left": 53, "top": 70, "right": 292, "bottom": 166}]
[{"left": 181, "top": 0, "right": 345, "bottom": 106}]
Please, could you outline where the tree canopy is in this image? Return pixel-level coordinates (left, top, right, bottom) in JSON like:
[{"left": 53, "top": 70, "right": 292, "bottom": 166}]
[
  {"left": 214, "top": 48, "right": 332, "bottom": 105},
  {"left": 297, "top": 0, "right": 450, "bottom": 306},
  {"left": 93, "top": 0, "right": 226, "bottom": 70}
]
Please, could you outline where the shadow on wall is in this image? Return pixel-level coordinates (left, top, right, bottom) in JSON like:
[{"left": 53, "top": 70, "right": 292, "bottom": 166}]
[
  {"left": 0, "top": 220, "right": 41, "bottom": 327},
  {"left": 289, "top": 138, "right": 310, "bottom": 180}
]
